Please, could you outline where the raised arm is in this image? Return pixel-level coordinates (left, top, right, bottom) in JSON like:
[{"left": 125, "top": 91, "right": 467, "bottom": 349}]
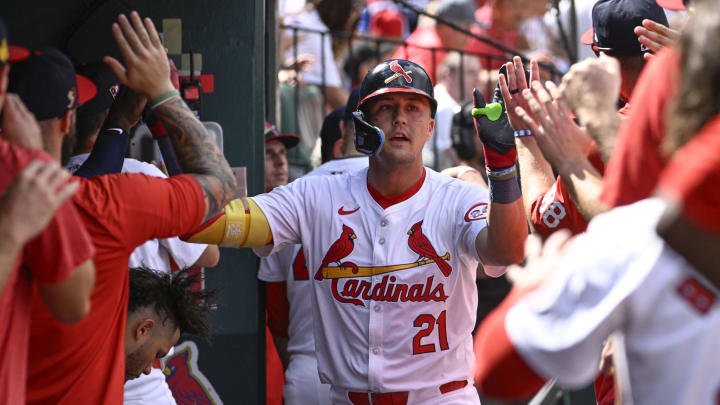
[
  {"left": 498, "top": 58, "right": 556, "bottom": 227},
  {"left": 470, "top": 58, "right": 529, "bottom": 268},
  {"left": 74, "top": 86, "right": 147, "bottom": 178},
  {"left": 104, "top": 12, "right": 235, "bottom": 221}
]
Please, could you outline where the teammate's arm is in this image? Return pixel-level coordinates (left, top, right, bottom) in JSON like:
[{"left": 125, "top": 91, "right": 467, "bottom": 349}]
[
  {"left": 515, "top": 137, "right": 554, "bottom": 230},
  {"left": 193, "top": 245, "right": 220, "bottom": 268},
  {"left": 37, "top": 260, "right": 95, "bottom": 324},
  {"left": 0, "top": 160, "right": 96, "bottom": 323},
  {"left": 105, "top": 12, "right": 236, "bottom": 222},
  {"left": 266, "top": 281, "right": 291, "bottom": 370},
  {"left": 0, "top": 161, "right": 82, "bottom": 293},
  {"left": 515, "top": 80, "right": 608, "bottom": 221},
  {"left": 495, "top": 58, "right": 555, "bottom": 227}
]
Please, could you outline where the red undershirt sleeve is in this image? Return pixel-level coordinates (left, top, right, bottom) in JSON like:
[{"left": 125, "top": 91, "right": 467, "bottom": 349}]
[
  {"left": 266, "top": 281, "right": 290, "bottom": 339},
  {"left": 474, "top": 288, "right": 547, "bottom": 400}
]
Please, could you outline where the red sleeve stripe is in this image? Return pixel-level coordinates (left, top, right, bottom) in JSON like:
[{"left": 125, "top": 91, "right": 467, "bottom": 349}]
[{"left": 266, "top": 281, "right": 290, "bottom": 339}]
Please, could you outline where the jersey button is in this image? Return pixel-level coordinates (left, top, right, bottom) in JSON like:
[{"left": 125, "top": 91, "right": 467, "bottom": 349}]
[
  {"left": 372, "top": 347, "right": 380, "bottom": 355},
  {"left": 379, "top": 238, "right": 385, "bottom": 245},
  {"left": 374, "top": 305, "right": 380, "bottom": 312},
  {"left": 380, "top": 219, "right": 388, "bottom": 227}
]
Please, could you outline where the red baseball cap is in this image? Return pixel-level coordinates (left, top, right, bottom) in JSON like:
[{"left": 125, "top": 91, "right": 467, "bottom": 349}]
[
  {"left": 264, "top": 121, "right": 299, "bottom": 149},
  {"left": 658, "top": 115, "right": 720, "bottom": 233},
  {"left": 656, "top": 0, "right": 687, "bottom": 11}
]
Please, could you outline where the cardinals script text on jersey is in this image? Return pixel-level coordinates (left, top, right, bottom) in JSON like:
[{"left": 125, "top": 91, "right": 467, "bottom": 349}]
[{"left": 253, "top": 168, "right": 489, "bottom": 392}]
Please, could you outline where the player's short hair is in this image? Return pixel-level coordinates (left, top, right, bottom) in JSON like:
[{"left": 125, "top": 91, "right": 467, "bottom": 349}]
[{"left": 128, "top": 267, "right": 218, "bottom": 342}]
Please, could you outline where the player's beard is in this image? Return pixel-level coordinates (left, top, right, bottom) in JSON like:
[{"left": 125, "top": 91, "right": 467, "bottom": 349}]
[{"left": 124, "top": 345, "right": 150, "bottom": 381}]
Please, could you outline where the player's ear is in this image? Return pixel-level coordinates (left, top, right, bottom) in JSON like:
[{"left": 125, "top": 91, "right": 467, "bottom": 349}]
[
  {"left": 426, "top": 118, "right": 435, "bottom": 142},
  {"left": 59, "top": 109, "right": 74, "bottom": 134},
  {"left": 135, "top": 318, "right": 155, "bottom": 340},
  {"left": 332, "top": 138, "right": 343, "bottom": 159}
]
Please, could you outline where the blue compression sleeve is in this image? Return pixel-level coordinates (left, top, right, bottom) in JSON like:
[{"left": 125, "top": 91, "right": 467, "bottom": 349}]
[{"left": 73, "top": 126, "right": 128, "bottom": 178}]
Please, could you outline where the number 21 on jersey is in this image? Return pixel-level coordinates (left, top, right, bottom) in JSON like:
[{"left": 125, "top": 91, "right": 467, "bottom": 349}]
[{"left": 412, "top": 310, "right": 449, "bottom": 355}]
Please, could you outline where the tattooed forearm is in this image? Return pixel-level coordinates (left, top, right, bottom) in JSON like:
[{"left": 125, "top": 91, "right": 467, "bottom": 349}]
[{"left": 154, "top": 97, "right": 236, "bottom": 221}]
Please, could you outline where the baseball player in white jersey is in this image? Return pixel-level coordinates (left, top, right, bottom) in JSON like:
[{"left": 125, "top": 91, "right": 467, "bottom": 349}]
[
  {"left": 187, "top": 59, "right": 527, "bottom": 404},
  {"left": 67, "top": 154, "right": 218, "bottom": 405},
  {"left": 473, "top": 116, "right": 720, "bottom": 404}
]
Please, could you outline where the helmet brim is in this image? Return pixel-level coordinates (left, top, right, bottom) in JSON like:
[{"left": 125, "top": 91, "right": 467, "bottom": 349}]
[{"left": 357, "top": 87, "right": 437, "bottom": 117}]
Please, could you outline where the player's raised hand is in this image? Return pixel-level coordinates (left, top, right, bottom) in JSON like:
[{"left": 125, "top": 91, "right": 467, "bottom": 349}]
[
  {"left": 1, "top": 94, "right": 43, "bottom": 150},
  {"left": 498, "top": 56, "right": 540, "bottom": 132},
  {"left": 0, "top": 160, "right": 80, "bottom": 246},
  {"left": 105, "top": 85, "right": 148, "bottom": 132},
  {"left": 104, "top": 11, "right": 174, "bottom": 100},
  {"left": 515, "top": 81, "right": 595, "bottom": 170}
]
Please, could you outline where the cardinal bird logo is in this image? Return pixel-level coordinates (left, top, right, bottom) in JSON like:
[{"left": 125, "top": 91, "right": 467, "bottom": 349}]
[
  {"left": 315, "top": 224, "right": 357, "bottom": 280},
  {"left": 164, "top": 341, "right": 223, "bottom": 405},
  {"left": 384, "top": 60, "right": 413, "bottom": 84},
  {"left": 407, "top": 220, "right": 452, "bottom": 277}
]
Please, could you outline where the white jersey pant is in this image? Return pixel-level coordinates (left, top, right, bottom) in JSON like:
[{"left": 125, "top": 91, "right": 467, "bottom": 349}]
[
  {"left": 123, "top": 367, "right": 177, "bottom": 405},
  {"left": 329, "top": 380, "right": 481, "bottom": 405},
  {"left": 284, "top": 353, "right": 332, "bottom": 405}
]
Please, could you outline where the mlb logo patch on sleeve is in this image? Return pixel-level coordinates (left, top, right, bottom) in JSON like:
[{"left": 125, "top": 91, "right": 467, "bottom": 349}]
[
  {"left": 677, "top": 277, "right": 716, "bottom": 315},
  {"left": 465, "top": 203, "right": 488, "bottom": 222}
]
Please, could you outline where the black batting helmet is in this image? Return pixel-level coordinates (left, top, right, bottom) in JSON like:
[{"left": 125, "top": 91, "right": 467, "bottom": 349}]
[{"left": 356, "top": 59, "right": 438, "bottom": 118}]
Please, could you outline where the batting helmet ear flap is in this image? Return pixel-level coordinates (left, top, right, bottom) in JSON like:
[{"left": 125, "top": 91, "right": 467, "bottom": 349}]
[
  {"left": 451, "top": 100, "right": 477, "bottom": 161},
  {"left": 352, "top": 110, "right": 385, "bottom": 156}
]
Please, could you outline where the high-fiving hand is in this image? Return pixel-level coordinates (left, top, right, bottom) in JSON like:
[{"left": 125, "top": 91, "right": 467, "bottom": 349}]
[
  {"left": 104, "top": 12, "right": 175, "bottom": 100},
  {"left": 514, "top": 81, "right": 595, "bottom": 170},
  {"left": 498, "top": 56, "right": 540, "bottom": 132}
]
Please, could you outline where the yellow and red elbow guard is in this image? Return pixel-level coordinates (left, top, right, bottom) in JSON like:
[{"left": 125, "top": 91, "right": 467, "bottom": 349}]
[{"left": 183, "top": 198, "right": 272, "bottom": 248}]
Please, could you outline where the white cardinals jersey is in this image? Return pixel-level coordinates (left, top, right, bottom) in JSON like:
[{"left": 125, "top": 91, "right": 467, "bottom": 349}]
[
  {"left": 252, "top": 167, "right": 489, "bottom": 392},
  {"left": 507, "top": 198, "right": 720, "bottom": 405}
]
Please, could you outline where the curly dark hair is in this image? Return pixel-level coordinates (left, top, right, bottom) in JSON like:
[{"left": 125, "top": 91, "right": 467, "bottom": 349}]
[
  {"left": 128, "top": 267, "right": 218, "bottom": 342},
  {"left": 665, "top": 0, "right": 720, "bottom": 155}
]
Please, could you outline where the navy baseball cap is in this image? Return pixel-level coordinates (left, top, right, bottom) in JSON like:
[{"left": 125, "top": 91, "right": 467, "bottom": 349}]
[
  {"left": 76, "top": 62, "right": 120, "bottom": 117},
  {"left": 264, "top": 121, "right": 299, "bottom": 149},
  {"left": 8, "top": 48, "right": 97, "bottom": 121},
  {"left": 0, "top": 17, "right": 30, "bottom": 65},
  {"left": 581, "top": 0, "right": 669, "bottom": 56},
  {"left": 321, "top": 107, "right": 345, "bottom": 163}
]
